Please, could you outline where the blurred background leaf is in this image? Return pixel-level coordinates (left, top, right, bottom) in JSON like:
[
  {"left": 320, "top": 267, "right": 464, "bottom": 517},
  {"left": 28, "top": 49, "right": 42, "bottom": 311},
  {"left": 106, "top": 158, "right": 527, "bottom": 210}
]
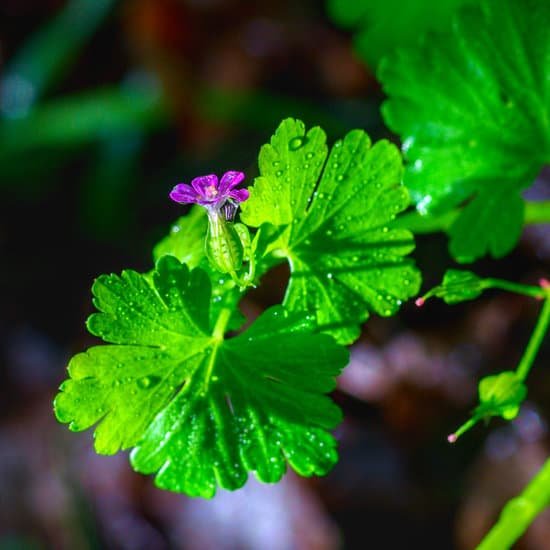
[{"left": 326, "top": 0, "right": 477, "bottom": 69}]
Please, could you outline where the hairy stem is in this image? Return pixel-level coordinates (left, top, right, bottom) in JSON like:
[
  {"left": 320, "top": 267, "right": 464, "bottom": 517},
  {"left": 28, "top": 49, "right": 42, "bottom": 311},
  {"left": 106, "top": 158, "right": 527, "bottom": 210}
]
[{"left": 477, "top": 457, "right": 550, "bottom": 549}]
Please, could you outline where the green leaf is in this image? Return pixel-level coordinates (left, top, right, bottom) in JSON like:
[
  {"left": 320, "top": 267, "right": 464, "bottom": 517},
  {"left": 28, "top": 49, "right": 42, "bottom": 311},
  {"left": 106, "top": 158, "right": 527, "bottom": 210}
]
[
  {"left": 327, "top": 0, "right": 475, "bottom": 69},
  {"left": 475, "top": 371, "right": 527, "bottom": 421},
  {"left": 449, "top": 370, "right": 527, "bottom": 442},
  {"left": 420, "top": 269, "right": 485, "bottom": 305},
  {"left": 153, "top": 206, "right": 245, "bottom": 330},
  {"left": 448, "top": 187, "right": 524, "bottom": 262},
  {"left": 241, "top": 118, "right": 421, "bottom": 344},
  {"left": 379, "top": 0, "right": 550, "bottom": 262},
  {"left": 419, "top": 270, "right": 546, "bottom": 306},
  {"left": 54, "top": 256, "right": 348, "bottom": 498},
  {"left": 153, "top": 206, "right": 208, "bottom": 269}
]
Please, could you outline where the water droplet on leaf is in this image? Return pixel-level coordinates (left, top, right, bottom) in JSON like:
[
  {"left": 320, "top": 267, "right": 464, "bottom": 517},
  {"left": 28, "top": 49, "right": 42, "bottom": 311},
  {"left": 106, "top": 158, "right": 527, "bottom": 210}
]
[
  {"left": 137, "top": 375, "right": 161, "bottom": 390},
  {"left": 288, "top": 136, "right": 306, "bottom": 150}
]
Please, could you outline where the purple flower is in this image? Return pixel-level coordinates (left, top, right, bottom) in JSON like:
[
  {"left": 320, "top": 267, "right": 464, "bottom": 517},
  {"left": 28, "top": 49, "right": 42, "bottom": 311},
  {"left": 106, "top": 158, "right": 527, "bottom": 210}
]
[{"left": 169, "top": 171, "right": 249, "bottom": 212}]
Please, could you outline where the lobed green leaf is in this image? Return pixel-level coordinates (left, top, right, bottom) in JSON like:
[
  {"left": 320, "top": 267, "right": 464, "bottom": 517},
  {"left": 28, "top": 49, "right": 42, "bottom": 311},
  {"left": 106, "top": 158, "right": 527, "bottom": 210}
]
[
  {"left": 379, "top": 0, "right": 550, "bottom": 262},
  {"left": 241, "top": 118, "right": 421, "bottom": 344},
  {"left": 55, "top": 256, "right": 348, "bottom": 498}
]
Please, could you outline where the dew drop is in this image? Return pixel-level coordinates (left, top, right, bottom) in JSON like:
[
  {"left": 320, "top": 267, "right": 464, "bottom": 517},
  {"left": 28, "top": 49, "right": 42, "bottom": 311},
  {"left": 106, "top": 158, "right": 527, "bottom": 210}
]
[
  {"left": 288, "top": 136, "right": 305, "bottom": 150},
  {"left": 276, "top": 170, "right": 283, "bottom": 177},
  {"left": 137, "top": 375, "right": 161, "bottom": 390},
  {"left": 326, "top": 273, "right": 333, "bottom": 279}
]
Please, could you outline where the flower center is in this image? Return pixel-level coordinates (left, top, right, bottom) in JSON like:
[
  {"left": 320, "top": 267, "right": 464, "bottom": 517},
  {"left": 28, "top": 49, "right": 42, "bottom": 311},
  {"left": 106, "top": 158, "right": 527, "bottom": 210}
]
[{"left": 205, "top": 185, "right": 218, "bottom": 199}]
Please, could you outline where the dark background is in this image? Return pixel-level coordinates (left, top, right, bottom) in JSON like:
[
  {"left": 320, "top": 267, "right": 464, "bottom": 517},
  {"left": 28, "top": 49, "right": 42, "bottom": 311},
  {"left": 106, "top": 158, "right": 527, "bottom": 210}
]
[{"left": 1, "top": 1, "right": 549, "bottom": 549}]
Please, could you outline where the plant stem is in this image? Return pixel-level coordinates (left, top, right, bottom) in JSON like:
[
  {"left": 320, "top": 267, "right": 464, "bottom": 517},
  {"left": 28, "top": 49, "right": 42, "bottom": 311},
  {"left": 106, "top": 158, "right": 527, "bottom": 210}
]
[
  {"left": 393, "top": 200, "right": 550, "bottom": 234},
  {"left": 515, "top": 297, "right": 550, "bottom": 381},
  {"left": 212, "top": 307, "right": 232, "bottom": 341},
  {"left": 485, "top": 278, "right": 546, "bottom": 299},
  {"left": 525, "top": 200, "right": 550, "bottom": 224},
  {"left": 477, "top": 457, "right": 550, "bottom": 549},
  {"left": 201, "top": 306, "right": 233, "bottom": 395}
]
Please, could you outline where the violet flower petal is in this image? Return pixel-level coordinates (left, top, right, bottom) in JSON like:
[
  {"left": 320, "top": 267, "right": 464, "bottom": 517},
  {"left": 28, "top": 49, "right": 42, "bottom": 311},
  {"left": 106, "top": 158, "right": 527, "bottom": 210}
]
[
  {"left": 169, "top": 183, "right": 198, "bottom": 204},
  {"left": 191, "top": 174, "right": 218, "bottom": 197},
  {"left": 228, "top": 188, "right": 250, "bottom": 203},
  {"left": 218, "top": 171, "right": 245, "bottom": 195}
]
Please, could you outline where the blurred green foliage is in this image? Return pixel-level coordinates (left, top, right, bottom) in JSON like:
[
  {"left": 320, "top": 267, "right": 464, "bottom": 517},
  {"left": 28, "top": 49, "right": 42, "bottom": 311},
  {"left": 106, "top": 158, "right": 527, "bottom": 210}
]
[{"left": 327, "top": 0, "right": 475, "bottom": 68}]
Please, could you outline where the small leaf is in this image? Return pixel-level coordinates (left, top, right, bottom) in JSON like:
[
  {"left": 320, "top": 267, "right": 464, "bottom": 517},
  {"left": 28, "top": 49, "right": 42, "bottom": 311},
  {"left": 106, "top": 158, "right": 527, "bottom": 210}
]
[
  {"left": 449, "top": 371, "right": 527, "bottom": 442},
  {"left": 153, "top": 206, "right": 207, "bottom": 269},
  {"left": 54, "top": 256, "right": 348, "bottom": 498},
  {"left": 379, "top": 0, "right": 550, "bottom": 261},
  {"left": 476, "top": 371, "right": 527, "bottom": 421},
  {"left": 419, "top": 269, "right": 486, "bottom": 305},
  {"left": 241, "top": 118, "right": 421, "bottom": 344}
]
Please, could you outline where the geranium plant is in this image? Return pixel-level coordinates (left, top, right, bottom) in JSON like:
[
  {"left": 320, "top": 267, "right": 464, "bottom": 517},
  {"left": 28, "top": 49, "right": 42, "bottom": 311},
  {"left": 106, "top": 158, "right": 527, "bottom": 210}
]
[{"left": 54, "top": 0, "right": 550, "bottom": 547}]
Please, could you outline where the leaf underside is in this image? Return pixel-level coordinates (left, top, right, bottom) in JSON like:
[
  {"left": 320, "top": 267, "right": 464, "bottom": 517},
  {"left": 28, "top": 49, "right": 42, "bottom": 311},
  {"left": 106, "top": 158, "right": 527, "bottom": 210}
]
[
  {"left": 379, "top": 0, "right": 550, "bottom": 262},
  {"left": 54, "top": 256, "right": 348, "bottom": 498},
  {"left": 241, "top": 117, "right": 421, "bottom": 344}
]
